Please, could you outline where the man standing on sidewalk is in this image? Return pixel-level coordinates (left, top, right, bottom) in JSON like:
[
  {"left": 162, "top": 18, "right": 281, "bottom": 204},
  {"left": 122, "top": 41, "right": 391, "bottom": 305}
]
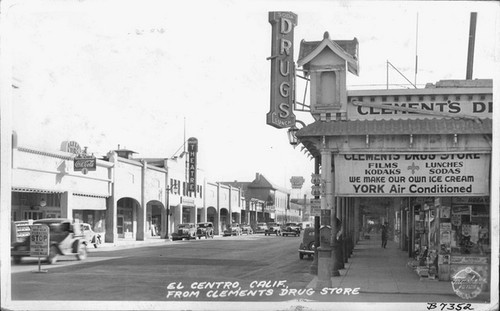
[{"left": 381, "top": 222, "right": 388, "bottom": 248}]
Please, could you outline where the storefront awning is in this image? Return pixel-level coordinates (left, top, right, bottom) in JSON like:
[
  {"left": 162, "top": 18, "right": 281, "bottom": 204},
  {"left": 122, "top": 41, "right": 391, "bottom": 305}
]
[
  {"left": 12, "top": 187, "right": 65, "bottom": 194},
  {"left": 72, "top": 194, "right": 107, "bottom": 210},
  {"left": 296, "top": 118, "right": 492, "bottom": 137}
]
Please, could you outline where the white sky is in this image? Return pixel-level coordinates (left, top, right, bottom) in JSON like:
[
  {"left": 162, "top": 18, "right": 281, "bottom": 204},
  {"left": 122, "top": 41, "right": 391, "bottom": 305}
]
[{"left": 6, "top": 0, "right": 500, "bottom": 196}]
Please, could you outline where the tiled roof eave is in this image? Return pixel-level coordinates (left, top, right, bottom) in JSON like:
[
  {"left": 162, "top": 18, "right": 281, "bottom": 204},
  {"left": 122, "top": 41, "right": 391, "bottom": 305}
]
[{"left": 296, "top": 118, "right": 492, "bottom": 137}]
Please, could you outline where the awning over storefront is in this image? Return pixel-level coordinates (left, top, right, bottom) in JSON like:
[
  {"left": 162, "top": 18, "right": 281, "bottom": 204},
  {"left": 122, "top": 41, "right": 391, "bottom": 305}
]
[
  {"left": 72, "top": 193, "right": 108, "bottom": 210},
  {"left": 296, "top": 118, "right": 492, "bottom": 137},
  {"left": 12, "top": 187, "right": 64, "bottom": 194}
]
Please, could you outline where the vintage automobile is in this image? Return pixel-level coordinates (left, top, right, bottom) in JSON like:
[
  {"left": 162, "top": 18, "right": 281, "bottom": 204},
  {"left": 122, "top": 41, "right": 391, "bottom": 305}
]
[
  {"left": 196, "top": 222, "right": 214, "bottom": 239},
  {"left": 171, "top": 223, "right": 197, "bottom": 241},
  {"left": 223, "top": 223, "right": 242, "bottom": 236},
  {"left": 80, "top": 223, "right": 102, "bottom": 248},
  {"left": 281, "top": 222, "right": 301, "bottom": 237},
  {"left": 299, "top": 227, "right": 316, "bottom": 259},
  {"left": 265, "top": 222, "right": 281, "bottom": 236},
  {"left": 254, "top": 222, "right": 268, "bottom": 234},
  {"left": 240, "top": 224, "right": 253, "bottom": 235},
  {"left": 11, "top": 218, "right": 88, "bottom": 264}
]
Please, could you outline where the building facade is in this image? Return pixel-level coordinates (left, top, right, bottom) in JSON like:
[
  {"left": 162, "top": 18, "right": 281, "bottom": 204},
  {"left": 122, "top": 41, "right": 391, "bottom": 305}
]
[{"left": 292, "top": 32, "right": 492, "bottom": 287}]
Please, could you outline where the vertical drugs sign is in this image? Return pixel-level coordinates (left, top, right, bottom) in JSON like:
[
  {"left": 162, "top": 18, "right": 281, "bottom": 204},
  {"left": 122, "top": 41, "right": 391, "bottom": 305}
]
[{"left": 266, "top": 12, "right": 297, "bottom": 129}]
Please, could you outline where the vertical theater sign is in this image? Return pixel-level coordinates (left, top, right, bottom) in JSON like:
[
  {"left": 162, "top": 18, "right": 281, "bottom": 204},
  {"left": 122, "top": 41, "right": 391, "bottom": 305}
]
[
  {"left": 187, "top": 137, "right": 198, "bottom": 193},
  {"left": 266, "top": 11, "right": 298, "bottom": 129},
  {"left": 267, "top": 11, "right": 493, "bottom": 296}
]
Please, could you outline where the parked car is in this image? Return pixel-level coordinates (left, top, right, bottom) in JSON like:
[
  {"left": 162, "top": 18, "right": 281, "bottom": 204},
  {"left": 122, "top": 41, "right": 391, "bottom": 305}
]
[
  {"left": 196, "top": 222, "right": 214, "bottom": 239},
  {"left": 254, "top": 222, "right": 268, "bottom": 234},
  {"left": 240, "top": 224, "right": 253, "bottom": 235},
  {"left": 298, "top": 222, "right": 314, "bottom": 231},
  {"left": 223, "top": 223, "right": 242, "bottom": 236},
  {"left": 299, "top": 226, "right": 316, "bottom": 259},
  {"left": 171, "top": 223, "right": 197, "bottom": 241},
  {"left": 11, "top": 218, "right": 87, "bottom": 264},
  {"left": 265, "top": 222, "right": 281, "bottom": 236},
  {"left": 281, "top": 222, "right": 301, "bottom": 237},
  {"left": 80, "top": 223, "right": 102, "bottom": 248}
]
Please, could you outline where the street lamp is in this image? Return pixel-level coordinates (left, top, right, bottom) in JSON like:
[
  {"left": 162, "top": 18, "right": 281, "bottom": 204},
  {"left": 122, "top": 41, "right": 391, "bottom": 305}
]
[
  {"left": 165, "top": 184, "right": 178, "bottom": 239},
  {"left": 287, "top": 120, "right": 306, "bottom": 146}
]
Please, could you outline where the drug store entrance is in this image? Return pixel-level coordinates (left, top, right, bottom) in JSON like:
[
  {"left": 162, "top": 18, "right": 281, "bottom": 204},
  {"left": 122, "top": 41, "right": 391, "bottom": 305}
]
[{"left": 336, "top": 151, "right": 491, "bottom": 286}]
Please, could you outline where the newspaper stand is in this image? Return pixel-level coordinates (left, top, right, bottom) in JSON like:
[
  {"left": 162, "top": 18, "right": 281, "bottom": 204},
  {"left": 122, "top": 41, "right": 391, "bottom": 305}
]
[{"left": 30, "top": 224, "right": 50, "bottom": 273}]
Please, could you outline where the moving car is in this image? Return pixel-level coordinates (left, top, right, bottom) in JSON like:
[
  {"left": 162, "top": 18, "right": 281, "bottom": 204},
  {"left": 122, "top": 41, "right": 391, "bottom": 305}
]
[
  {"left": 254, "top": 222, "right": 268, "bottom": 234},
  {"left": 196, "top": 222, "right": 214, "bottom": 239},
  {"left": 240, "top": 224, "right": 253, "bottom": 235},
  {"left": 11, "top": 218, "right": 88, "bottom": 264},
  {"left": 299, "top": 227, "right": 316, "bottom": 259},
  {"left": 80, "top": 223, "right": 102, "bottom": 248},
  {"left": 171, "top": 223, "right": 197, "bottom": 241},
  {"left": 223, "top": 223, "right": 242, "bottom": 236},
  {"left": 265, "top": 222, "right": 281, "bottom": 236},
  {"left": 281, "top": 222, "right": 301, "bottom": 237}
]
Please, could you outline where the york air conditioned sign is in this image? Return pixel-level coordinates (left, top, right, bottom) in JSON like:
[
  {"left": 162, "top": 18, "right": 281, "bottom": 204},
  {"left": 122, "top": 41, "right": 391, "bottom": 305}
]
[{"left": 335, "top": 153, "right": 489, "bottom": 197}]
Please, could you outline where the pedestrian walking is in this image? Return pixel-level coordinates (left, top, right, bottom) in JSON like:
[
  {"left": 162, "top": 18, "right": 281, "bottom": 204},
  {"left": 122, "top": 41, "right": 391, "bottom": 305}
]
[{"left": 381, "top": 222, "right": 388, "bottom": 248}]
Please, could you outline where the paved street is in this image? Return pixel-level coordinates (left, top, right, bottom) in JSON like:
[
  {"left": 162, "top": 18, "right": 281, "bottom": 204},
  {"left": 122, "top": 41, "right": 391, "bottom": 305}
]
[
  {"left": 10, "top": 233, "right": 493, "bottom": 306},
  {"left": 11, "top": 234, "right": 312, "bottom": 301}
]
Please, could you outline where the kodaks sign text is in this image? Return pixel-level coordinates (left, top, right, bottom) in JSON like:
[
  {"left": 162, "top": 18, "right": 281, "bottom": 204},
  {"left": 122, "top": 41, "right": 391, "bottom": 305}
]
[{"left": 335, "top": 153, "right": 489, "bottom": 196}]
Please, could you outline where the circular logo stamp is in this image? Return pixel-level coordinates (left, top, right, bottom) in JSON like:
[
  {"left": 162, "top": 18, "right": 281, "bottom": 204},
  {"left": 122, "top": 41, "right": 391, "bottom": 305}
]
[{"left": 451, "top": 267, "right": 484, "bottom": 299}]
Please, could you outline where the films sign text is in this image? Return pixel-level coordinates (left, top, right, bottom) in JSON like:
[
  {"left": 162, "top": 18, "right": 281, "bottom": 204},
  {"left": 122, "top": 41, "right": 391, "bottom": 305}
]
[{"left": 334, "top": 153, "right": 489, "bottom": 197}]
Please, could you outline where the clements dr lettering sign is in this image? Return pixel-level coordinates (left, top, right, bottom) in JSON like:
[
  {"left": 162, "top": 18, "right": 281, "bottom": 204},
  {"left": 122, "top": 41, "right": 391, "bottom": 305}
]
[
  {"left": 266, "top": 11, "right": 297, "bottom": 129},
  {"left": 348, "top": 93, "right": 492, "bottom": 120},
  {"left": 335, "top": 153, "right": 489, "bottom": 197}
]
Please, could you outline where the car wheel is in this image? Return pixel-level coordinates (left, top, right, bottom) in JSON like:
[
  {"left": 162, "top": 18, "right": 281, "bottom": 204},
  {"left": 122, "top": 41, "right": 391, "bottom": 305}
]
[
  {"left": 308, "top": 241, "right": 316, "bottom": 252},
  {"left": 13, "top": 256, "right": 22, "bottom": 264},
  {"left": 299, "top": 253, "right": 304, "bottom": 260},
  {"left": 76, "top": 244, "right": 87, "bottom": 261},
  {"left": 47, "top": 246, "right": 58, "bottom": 264}
]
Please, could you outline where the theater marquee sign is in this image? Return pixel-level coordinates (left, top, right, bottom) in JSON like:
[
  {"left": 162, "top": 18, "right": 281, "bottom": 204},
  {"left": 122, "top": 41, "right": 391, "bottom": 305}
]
[{"left": 335, "top": 153, "right": 490, "bottom": 197}]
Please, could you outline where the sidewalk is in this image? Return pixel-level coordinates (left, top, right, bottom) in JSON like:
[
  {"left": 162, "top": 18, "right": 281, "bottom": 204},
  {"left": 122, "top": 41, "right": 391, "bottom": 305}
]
[{"left": 307, "top": 233, "right": 457, "bottom": 296}]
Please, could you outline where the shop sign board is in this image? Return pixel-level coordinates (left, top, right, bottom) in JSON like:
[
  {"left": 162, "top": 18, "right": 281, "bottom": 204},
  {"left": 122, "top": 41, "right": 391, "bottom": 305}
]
[
  {"left": 347, "top": 93, "right": 492, "bottom": 121},
  {"left": 450, "top": 256, "right": 488, "bottom": 265},
  {"left": 187, "top": 137, "right": 198, "bottom": 192},
  {"left": 74, "top": 155, "right": 96, "bottom": 172},
  {"left": 290, "top": 176, "right": 305, "bottom": 189},
  {"left": 334, "top": 153, "right": 489, "bottom": 197},
  {"left": 266, "top": 11, "right": 297, "bottom": 129},
  {"left": 310, "top": 199, "right": 321, "bottom": 216},
  {"left": 30, "top": 224, "right": 49, "bottom": 257}
]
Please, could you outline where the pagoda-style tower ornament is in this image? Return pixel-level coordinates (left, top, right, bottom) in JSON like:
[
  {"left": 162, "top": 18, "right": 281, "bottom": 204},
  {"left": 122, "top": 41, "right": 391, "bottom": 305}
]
[{"left": 297, "top": 32, "right": 359, "bottom": 121}]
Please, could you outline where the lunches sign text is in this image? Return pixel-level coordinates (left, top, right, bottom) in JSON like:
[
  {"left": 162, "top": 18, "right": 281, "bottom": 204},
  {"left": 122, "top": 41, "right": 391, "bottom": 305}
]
[{"left": 335, "top": 153, "right": 489, "bottom": 197}]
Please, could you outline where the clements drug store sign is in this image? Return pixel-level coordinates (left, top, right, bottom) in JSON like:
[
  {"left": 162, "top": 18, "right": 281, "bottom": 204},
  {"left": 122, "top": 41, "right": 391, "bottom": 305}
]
[{"left": 335, "top": 153, "right": 489, "bottom": 197}]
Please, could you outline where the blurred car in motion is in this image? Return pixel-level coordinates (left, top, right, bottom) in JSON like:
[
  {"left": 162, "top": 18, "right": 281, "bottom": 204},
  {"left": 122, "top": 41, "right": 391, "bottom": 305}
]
[
  {"left": 223, "top": 223, "right": 242, "bottom": 236},
  {"left": 299, "top": 226, "right": 316, "bottom": 259},
  {"left": 11, "top": 218, "right": 87, "bottom": 264},
  {"left": 171, "top": 223, "right": 197, "bottom": 241},
  {"left": 80, "top": 223, "right": 102, "bottom": 248},
  {"left": 281, "top": 222, "right": 301, "bottom": 237},
  {"left": 196, "top": 222, "right": 214, "bottom": 239},
  {"left": 254, "top": 222, "right": 268, "bottom": 234},
  {"left": 240, "top": 224, "right": 253, "bottom": 235}
]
